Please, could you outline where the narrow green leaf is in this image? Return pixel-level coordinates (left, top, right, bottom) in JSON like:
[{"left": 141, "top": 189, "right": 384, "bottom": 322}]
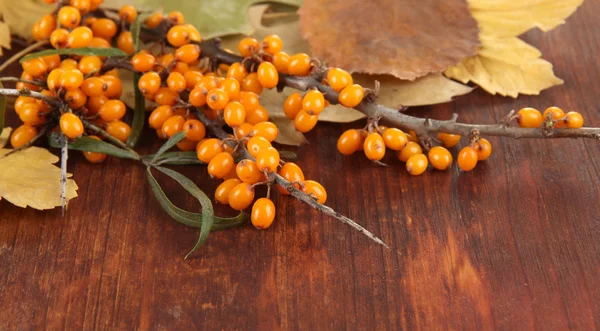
[
  {"left": 154, "top": 166, "right": 214, "bottom": 258},
  {"left": 151, "top": 131, "right": 186, "bottom": 163},
  {"left": 20, "top": 47, "right": 127, "bottom": 63},
  {"left": 146, "top": 167, "right": 248, "bottom": 231},
  {"left": 130, "top": 15, "right": 144, "bottom": 52},
  {"left": 48, "top": 133, "right": 139, "bottom": 159},
  {"left": 126, "top": 72, "right": 145, "bottom": 147},
  {"left": 144, "top": 151, "right": 203, "bottom": 165},
  {"left": 0, "top": 82, "right": 5, "bottom": 131}
]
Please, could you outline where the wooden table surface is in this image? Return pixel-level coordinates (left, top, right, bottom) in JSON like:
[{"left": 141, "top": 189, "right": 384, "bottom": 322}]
[{"left": 1, "top": 2, "right": 600, "bottom": 330}]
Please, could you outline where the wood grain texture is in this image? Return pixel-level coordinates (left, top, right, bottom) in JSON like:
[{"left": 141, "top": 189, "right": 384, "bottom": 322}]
[{"left": 1, "top": 2, "right": 599, "bottom": 329}]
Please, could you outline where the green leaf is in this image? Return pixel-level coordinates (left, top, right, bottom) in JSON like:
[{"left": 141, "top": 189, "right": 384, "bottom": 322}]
[
  {"left": 144, "top": 151, "right": 203, "bottom": 165},
  {"left": 126, "top": 72, "right": 145, "bottom": 148},
  {"left": 145, "top": 167, "right": 248, "bottom": 231},
  {"left": 153, "top": 166, "right": 214, "bottom": 259},
  {"left": 278, "top": 150, "right": 297, "bottom": 160},
  {"left": 128, "top": 0, "right": 301, "bottom": 39},
  {"left": 130, "top": 15, "right": 144, "bottom": 52},
  {"left": 20, "top": 47, "right": 127, "bottom": 63},
  {"left": 151, "top": 131, "right": 186, "bottom": 163},
  {"left": 0, "top": 82, "right": 5, "bottom": 131},
  {"left": 48, "top": 133, "right": 139, "bottom": 160}
]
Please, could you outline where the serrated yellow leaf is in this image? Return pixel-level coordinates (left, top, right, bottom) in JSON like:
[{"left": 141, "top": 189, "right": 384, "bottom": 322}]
[
  {"left": 0, "top": 0, "right": 53, "bottom": 40},
  {"left": 468, "top": 0, "right": 584, "bottom": 38},
  {"left": 445, "top": 36, "right": 563, "bottom": 98},
  {"left": 0, "top": 128, "right": 78, "bottom": 210}
]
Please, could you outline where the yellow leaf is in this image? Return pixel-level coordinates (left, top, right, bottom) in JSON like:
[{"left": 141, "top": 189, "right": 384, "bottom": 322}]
[
  {"left": 0, "top": 127, "right": 11, "bottom": 149},
  {"left": 468, "top": 0, "right": 584, "bottom": 38},
  {"left": 0, "top": 21, "right": 10, "bottom": 56},
  {"left": 0, "top": 128, "right": 78, "bottom": 210},
  {"left": 445, "top": 36, "right": 563, "bottom": 98},
  {"left": 0, "top": 0, "right": 53, "bottom": 40}
]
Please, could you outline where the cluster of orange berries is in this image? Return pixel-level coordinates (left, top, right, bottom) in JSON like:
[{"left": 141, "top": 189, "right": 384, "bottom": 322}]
[
  {"left": 337, "top": 125, "right": 492, "bottom": 174},
  {"left": 516, "top": 106, "right": 584, "bottom": 129}
]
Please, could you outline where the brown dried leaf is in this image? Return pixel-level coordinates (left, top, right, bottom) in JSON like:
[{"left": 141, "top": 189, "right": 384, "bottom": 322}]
[{"left": 298, "top": 0, "right": 480, "bottom": 80}]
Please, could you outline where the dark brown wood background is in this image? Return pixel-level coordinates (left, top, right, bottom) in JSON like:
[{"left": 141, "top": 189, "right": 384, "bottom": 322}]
[{"left": 1, "top": 2, "right": 600, "bottom": 330}]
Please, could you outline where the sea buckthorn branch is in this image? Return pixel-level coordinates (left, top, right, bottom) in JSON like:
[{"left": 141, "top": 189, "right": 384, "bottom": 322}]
[
  {"left": 0, "top": 77, "right": 47, "bottom": 87},
  {"left": 194, "top": 109, "right": 388, "bottom": 247},
  {"left": 0, "top": 88, "right": 59, "bottom": 107},
  {"left": 194, "top": 39, "right": 600, "bottom": 141}
]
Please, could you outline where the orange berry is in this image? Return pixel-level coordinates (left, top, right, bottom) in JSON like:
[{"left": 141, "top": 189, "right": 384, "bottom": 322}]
[
  {"left": 119, "top": 5, "right": 137, "bottom": 23},
  {"left": 34, "top": 14, "right": 57, "bottom": 40},
  {"left": 215, "top": 179, "right": 242, "bottom": 204},
  {"left": 60, "top": 113, "right": 84, "bottom": 139},
  {"left": 339, "top": 84, "right": 364, "bottom": 108},
  {"left": 70, "top": 0, "right": 91, "bottom": 13},
  {"left": 167, "top": 11, "right": 185, "bottom": 24},
  {"left": 398, "top": 141, "right": 422, "bottom": 162},
  {"left": 106, "top": 120, "right": 131, "bottom": 142},
  {"left": 427, "top": 146, "right": 452, "bottom": 170},
  {"left": 208, "top": 152, "right": 235, "bottom": 179},
  {"left": 89, "top": 37, "right": 111, "bottom": 48},
  {"left": 256, "top": 147, "right": 280, "bottom": 172},
  {"left": 235, "top": 122, "right": 254, "bottom": 139},
  {"left": 262, "top": 34, "right": 283, "bottom": 55},
  {"left": 301, "top": 180, "right": 327, "bottom": 204},
  {"left": 226, "top": 62, "right": 248, "bottom": 82},
  {"left": 19, "top": 103, "right": 45, "bottom": 125},
  {"left": 82, "top": 135, "right": 108, "bottom": 163},
  {"left": 337, "top": 129, "right": 362, "bottom": 155},
  {"left": 271, "top": 52, "right": 290, "bottom": 74},
  {"left": 58, "top": 6, "right": 81, "bottom": 29},
  {"left": 247, "top": 136, "right": 272, "bottom": 158},
  {"left": 184, "top": 71, "right": 204, "bottom": 90},
  {"left": 86, "top": 96, "right": 107, "bottom": 115},
  {"left": 406, "top": 154, "right": 429, "bottom": 176},
  {"left": 22, "top": 58, "right": 48, "bottom": 77},
  {"left": 564, "top": 111, "right": 584, "bottom": 129},
  {"left": 99, "top": 99, "right": 126, "bottom": 122},
  {"left": 50, "top": 28, "right": 69, "bottom": 48},
  {"left": 205, "top": 88, "right": 228, "bottom": 110},
  {"left": 457, "top": 146, "right": 478, "bottom": 171},
  {"left": 302, "top": 90, "right": 325, "bottom": 115},
  {"left": 473, "top": 138, "right": 492, "bottom": 161},
  {"left": 251, "top": 198, "right": 276, "bottom": 229},
  {"left": 117, "top": 31, "right": 135, "bottom": 55},
  {"left": 239, "top": 91, "right": 259, "bottom": 113},
  {"left": 288, "top": 53, "right": 311, "bottom": 76},
  {"left": 252, "top": 121, "right": 278, "bottom": 142},
  {"left": 10, "top": 125, "right": 38, "bottom": 148},
  {"left": 257, "top": 62, "right": 279, "bottom": 89},
  {"left": 294, "top": 110, "right": 319, "bottom": 133},
  {"left": 91, "top": 18, "right": 117, "bottom": 40},
  {"left": 145, "top": 13, "right": 164, "bottom": 28},
  {"left": 161, "top": 115, "right": 185, "bottom": 137},
  {"left": 166, "top": 72, "right": 187, "bottom": 93},
  {"left": 223, "top": 101, "right": 246, "bottom": 127},
  {"left": 78, "top": 56, "right": 102, "bottom": 75},
  {"left": 68, "top": 26, "right": 93, "bottom": 48},
  {"left": 236, "top": 159, "right": 262, "bottom": 184},
  {"left": 41, "top": 55, "right": 61, "bottom": 70},
  {"left": 245, "top": 105, "right": 269, "bottom": 125},
  {"left": 219, "top": 78, "right": 241, "bottom": 101},
  {"left": 363, "top": 132, "right": 385, "bottom": 161},
  {"left": 81, "top": 77, "right": 107, "bottom": 97},
  {"left": 175, "top": 44, "right": 201, "bottom": 63},
  {"left": 228, "top": 183, "right": 255, "bottom": 210},
  {"left": 166, "top": 25, "right": 190, "bottom": 47},
  {"left": 148, "top": 105, "right": 174, "bottom": 129},
  {"left": 65, "top": 88, "right": 88, "bottom": 109},
  {"left": 101, "top": 75, "right": 123, "bottom": 99},
  {"left": 131, "top": 51, "right": 156, "bottom": 72},
  {"left": 238, "top": 37, "right": 259, "bottom": 57},
  {"left": 59, "top": 59, "right": 78, "bottom": 70},
  {"left": 284, "top": 92, "right": 303, "bottom": 119},
  {"left": 241, "top": 73, "right": 263, "bottom": 95},
  {"left": 196, "top": 138, "right": 224, "bottom": 163},
  {"left": 381, "top": 128, "right": 407, "bottom": 151},
  {"left": 154, "top": 87, "right": 178, "bottom": 106},
  {"left": 517, "top": 107, "right": 543, "bottom": 128},
  {"left": 189, "top": 86, "right": 208, "bottom": 107},
  {"left": 326, "top": 68, "right": 353, "bottom": 92},
  {"left": 60, "top": 69, "right": 84, "bottom": 90},
  {"left": 183, "top": 119, "right": 206, "bottom": 141},
  {"left": 138, "top": 72, "right": 162, "bottom": 95},
  {"left": 543, "top": 106, "right": 565, "bottom": 128},
  {"left": 437, "top": 133, "right": 461, "bottom": 148},
  {"left": 277, "top": 162, "right": 304, "bottom": 195}
]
